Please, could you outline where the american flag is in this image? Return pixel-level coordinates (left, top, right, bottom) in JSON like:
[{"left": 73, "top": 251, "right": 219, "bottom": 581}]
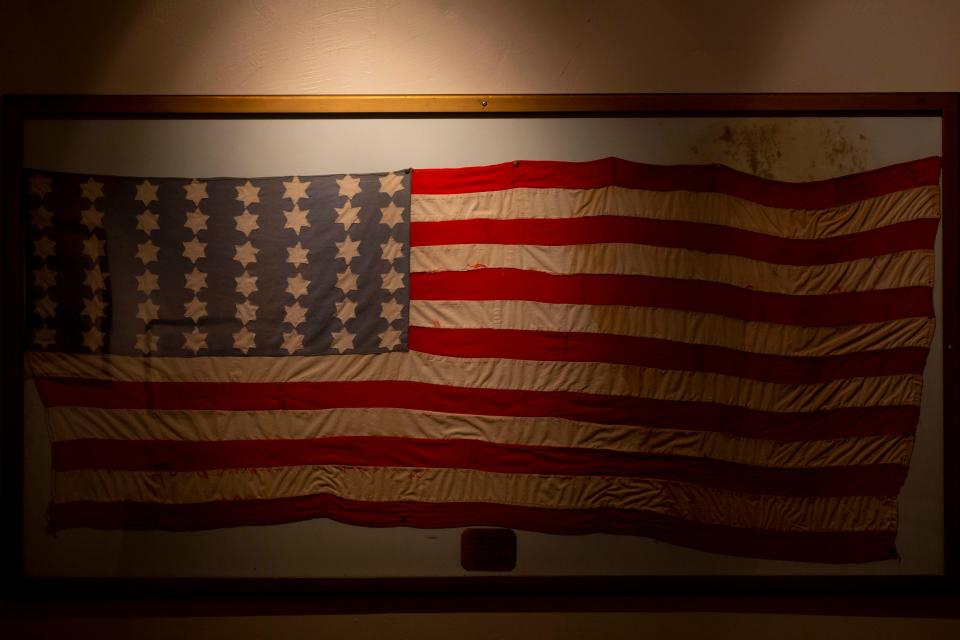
[{"left": 25, "top": 156, "right": 940, "bottom": 563}]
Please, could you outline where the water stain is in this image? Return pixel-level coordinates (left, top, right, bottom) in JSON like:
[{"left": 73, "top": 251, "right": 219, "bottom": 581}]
[
  {"left": 687, "top": 120, "right": 870, "bottom": 180},
  {"left": 819, "top": 126, "right": 867, "bottom": 177},
  {"left": 723, "top": 123, "right": 783, "bottom": 178},
  {"left": 687, "top": 123, "right": 784, "bottom": 178}
]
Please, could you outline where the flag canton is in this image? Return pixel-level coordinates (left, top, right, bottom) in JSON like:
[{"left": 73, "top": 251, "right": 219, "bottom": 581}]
[{"left": 24, "top": 170, "right": 411, "bottom": 356}]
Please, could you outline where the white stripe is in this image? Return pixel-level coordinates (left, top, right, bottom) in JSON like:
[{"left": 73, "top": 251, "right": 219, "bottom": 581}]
[
  {"left": 409, "top": 300, "right": 936, "bottom": 357},
  {"left": 411, "top": 185, "right": 939, "bottom": 238},
  {"left": 27, "top": 351, "right": 923, "bottom": 411},
  {"left": 410, "top": 244, "right": 933, "bottom": 295},
  {"left": 47, "top": 406, "right": 914, "bottom": 469},
  {"left": 51, "top": 466, "right": 897, "bottom": 532}
]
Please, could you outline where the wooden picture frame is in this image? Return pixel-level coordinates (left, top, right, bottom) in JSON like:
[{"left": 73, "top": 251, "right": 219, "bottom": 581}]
[{"left": 2, "top": 93, "right": 957, "bottom": 601}]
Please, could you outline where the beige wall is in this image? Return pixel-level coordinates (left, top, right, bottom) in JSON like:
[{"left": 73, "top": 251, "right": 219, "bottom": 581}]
[
  {"left": 2, "top": 0, "right": 960, "bottom": 637},
  {"left": 2, "top": 0, "right": 960, "bottom": 94}
]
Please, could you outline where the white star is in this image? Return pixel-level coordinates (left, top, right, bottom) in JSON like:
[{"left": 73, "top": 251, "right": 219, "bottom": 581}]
[
  {"left": 286, "top": 273, "right": 310, "bottom": 298},
  {"left": 35, "top": 295, "right": 57, "bottom": 320},
  {"left": 80, "top": 178, "right": 104, "bottom": 201},
  {"left": 182, "top": 237, "right": 206, "bottom": 263},
  {"left": 33, "top": 327, "right": 56, "bottom": 349},
  {"left": 183, "top": 179, "right": 208, "bottom": 205},
  {"left": 183, "top": 327, "right": 208, "bottom": 354},
  {"left": 29, "top": 174, "right": 52, "bottom": 198},
  {"left": 235, "top": 180, "right": 260, "bottom": 207},
  {"left": 80, "top": 206, "right": 103, "bottom": 231},
  {"left": 283, "top": 301, "right": 308, "bottom": 327},
  {"left": 137, "top": 210, "right": 160, "bottom": 234},
  {"left": 378, "top": 326, "right": 402, "bottom": 350},
  {"left": 335, "top": 201, "right": 362, "bottom": 229},
  {"left": 234, "top": 210, "right": 260, "bottom": 236},
  {"left": 134, "top": 331, "right": 160, "bottom": 354},
  {"left": 136, "top": 240, "right": 160, "bottom": 265},
  {"left": 235, "top": 299, "right": 258, "bottom": 324},
  {"left": 82, "top": 295, "right": 106, "bottom": 322},
  {"left": 380, "top": 237, "right": 404, "bottom": 262},
  {"left": 336, "top": 236, "right": 362, "bottom": 264},
  {"left": 136, "top": 270, "right": 160, "bottom": 296},
  {"left": 184, "top": 209, "right": 208, "bottom": 234},
  {"left": 282, "top": 176, "right": 311, "bottom": 202},
  {"left": 134, "top": 332, "right": 158, "bottom": 354},
  {"left": 82, "top": 236, "right": 105, "bottom": 261},
  {"left": 234, "top": 241, "right": 259, "bottom": 267},
  {"left": 235, "top": 271, "right": 258, "bottom": 297},
  {"left": 330, "top": 327, "right": 355, "bottom": 353},
  {"left": 335, "top": 268, "right": 358, "bottom": 294},
  {"left": 379, "top": 202, "right": 405, "bottom": 229},
  {"left": 380, "top": 298, "right": 404, "bottom": 323},
  {"left": 84, "top": 266, "right": 106, "bottom": 291},
  {"left": 34, "top": 236, "right": 56, "bottom": 259},
  {"left": 335, "top": 298, "right": 357, "bottom": 325},
  {"left": 31, "top": 206, "right": 53, "bottom": 229},
  {"left": 381, "top": 267, "right": 405, "bottom": 294},
  {"left": 137, "top": 299, "right": 160, "bottom": 324},
  {"left": 184, "top": 295, "right": 207, "bottom": 322},
  {"left": 83, "top": 327, "right": 104, "bottom": 352},
  {"left": 185, "top": 267, "right": 207, "bottom": 293},
  {"left": 135, "top": 180, "right": 159, "bottom": 206},
  {"left": 286, "top": 242, "right": 309, "bottom": 267},
  {"left": 337, "top": 174, "right": 362, "bottom": 198},
  {"left": 284, "top": 204, "right": 310, "bottom": 235},
  {"left": 281, "top": 330, "right": 304, "bottom": 354},
  {"left": 233, "top": 326, "right": 257, "bottom": 354},
  {"left": 379, "top": 172, "right": 405, "bottom": 197},
  {"left": 34, "top": 265, "right": 56, "bottom": 290}
]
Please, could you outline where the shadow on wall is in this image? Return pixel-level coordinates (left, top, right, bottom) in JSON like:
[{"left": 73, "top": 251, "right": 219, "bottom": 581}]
[
  {"left": 1, "top": 1, "right": 144, "bottom": 93},
  {"left": 1, "top": 0, "right": 812, "bottom": 94}
]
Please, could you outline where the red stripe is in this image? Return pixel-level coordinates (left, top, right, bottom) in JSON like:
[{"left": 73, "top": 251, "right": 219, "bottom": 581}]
[
  {"left": 409, "top": 327, "right": 928, "bottom": 385},
  {"left": 50, "top": 436, "right": 908, "bottom": 497},
  {"left": 47, "top": 495, "right": 899, "bottom": 563},
  {"left": 410, "top": 217, "right": 940, "bottom": 266},
  {"left": 410, "top": 269, "right": 933, "bottom": 327},
  {"left": 411, "top": 156, "right": 941, "bottom": 208},
  {"left": 35, "top": 378, "right": 920, "bottom": 441}
]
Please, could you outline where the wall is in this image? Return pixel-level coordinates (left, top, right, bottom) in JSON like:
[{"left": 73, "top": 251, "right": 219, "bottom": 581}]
[
  {"left": 3, "top": 0, "right": 960, "bottom": 95},
  {"left": 3, "top": 0, "right": 960, "bottom": 637}
]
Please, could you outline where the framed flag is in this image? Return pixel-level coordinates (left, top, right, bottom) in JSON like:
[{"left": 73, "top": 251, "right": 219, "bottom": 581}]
[{"left": 1, "top": 94, "right": 957, "bottom": 598}]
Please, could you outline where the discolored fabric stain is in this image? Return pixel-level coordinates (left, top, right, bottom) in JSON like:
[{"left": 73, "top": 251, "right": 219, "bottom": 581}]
[
  {"left": 819, "top": 127, "right": 868, "bottom": 177},
  {"left": 687, "top": 123, "right": 785, "bottom": 178},
  {"left": 687, "top": 120, "right": 871, "bottom": 181}
]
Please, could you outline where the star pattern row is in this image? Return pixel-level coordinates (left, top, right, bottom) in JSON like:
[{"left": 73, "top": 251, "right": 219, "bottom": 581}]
[{"left": 26, "top": 170, "right": 410, "bottom": 356}]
